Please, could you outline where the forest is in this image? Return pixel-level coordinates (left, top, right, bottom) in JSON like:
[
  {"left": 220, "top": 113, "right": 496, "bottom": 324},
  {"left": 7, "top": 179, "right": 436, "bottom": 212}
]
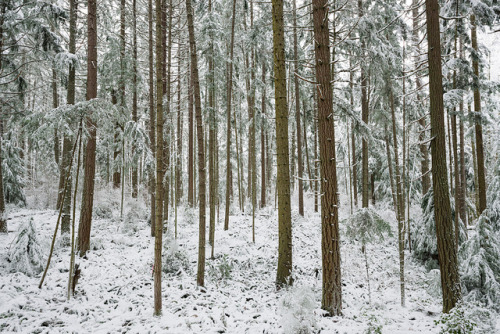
[{"left": 0, "top": 0, "right": 499, "bottom": 332}]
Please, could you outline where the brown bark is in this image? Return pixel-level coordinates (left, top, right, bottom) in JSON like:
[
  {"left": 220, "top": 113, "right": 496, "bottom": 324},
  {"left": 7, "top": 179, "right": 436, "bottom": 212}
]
[
  {"left": 186, "top": 0, "right": 206, "bottom": 287},
  {"left": 154, "top": 0, "right": 164, "bottom": 315},
  {"left": 471, "top": 14, "right": 487, "bottom": 215},
  {"left": 312, "top": 0, "right": 342, "bottom": 315},
  {"left": 425, "top": 0, "right": 461, "bottom": 313},
  {"left": 78, "top": 0, "right": 98, "bottom": 257},
  {"left": 260, "top": 62, "right": 267, "bottom": 208},
  {"left": 148, "top": 0, "right": 156, "bottom": 237},
  {"left": 188, "top": 55, "right": 194, "bottom": 207},
  {"left": 359, "top": 0, "right": 369, "bottom": 208},
  {"left": 412, "top": 0, "right": 431, "bottom": 195},
  {"left": 272, "top": 0, "right": 293, "bottom": 287}
]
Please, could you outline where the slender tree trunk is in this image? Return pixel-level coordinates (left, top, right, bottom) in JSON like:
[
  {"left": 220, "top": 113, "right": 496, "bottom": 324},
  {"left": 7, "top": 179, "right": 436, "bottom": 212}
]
[
  {"left": 224, "top": 0, "right": 237, "bottom": 230},
  {"left": 77, "top": 0, "right": 98, "bottom": 257},
  {"left": 0, "top": 5, "right": 6, "bottom": 234},
  {"left": 272, "top": 0, "right": 293, "bottom": 288},
  {"left": 249, "top": 1, "right": 256, "bottom": 243},
  {"left": 188, "top": 55, "right": 194, "bottom": 207},
  {"left": 359, "top": 0, "right": 369, "bottom": 209},
  {"left": 176, "top": 33, "right": 182, "bottom": 206},
  {"left": 60, "top": 0, "right": 77, "bottom": 235},
  {"left": 148, "top": 0, "right": 156, "bottom": 237},
  {"left": 470, "top": 14, "right": 487, "bottom": 215},
  {"left": 186, "top": 0, "right": 206, "bottom": 287},
  {"left": 131, "top": 0, "right": 138, "bottom": 198},
  {"left": 260, "top": 62, "right": 267, "bottom": 208},
  {"left": 153, "top": 0, "right": 164, "bottom": 315},
  {"left": 390, "top": 89, "right": 405, "bottom": 307},
  {"left": 425, "top": 0, "right": 461, "bottom": 313},
  {"left": 312, "top": 0, "right": 342, "bottom": 315},
  {"left": 292, "top": 0, "right": 303, "bottom": 216},
  {"left": 350, "top": 67, "right": 358, "bottom": 207},
  {"left": 412, "top": 0, "right": 431, "bottom": 195},
  {"left": 163, "top": 0, "right": 172, "bottom": 221},
  {"left": 208, "top": 0, "right": 216, "bottom": 258}
]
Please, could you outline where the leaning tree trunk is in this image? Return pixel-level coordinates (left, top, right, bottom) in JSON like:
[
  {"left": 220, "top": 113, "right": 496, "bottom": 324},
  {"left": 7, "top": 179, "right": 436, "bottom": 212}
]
[
  {"left": 312, "top": 0, "right": 342, "bottom": 316},
  {"left": 77, "top": 0, "right": 98, "bottom": 257},
  {"left": 272, "top": 0, "right": 293, "bottom": 288},
  {"left": 425, "top": 0, "right": 461, "bottom": 313}
]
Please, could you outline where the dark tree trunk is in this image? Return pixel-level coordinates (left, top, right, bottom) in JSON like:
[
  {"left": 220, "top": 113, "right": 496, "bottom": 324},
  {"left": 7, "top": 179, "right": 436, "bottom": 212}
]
[
  {"left": 78, "top": 0, "right": 98, "bottom": 257},
  {"left": 425, "top": 0, "right": 461, "bottom": 313},
  {"left": 186, "top": 0, "right": 206, "bottom": 287},
  {"left": 272, "top": 0, "right": 293, "bottom": 288},
  {"left": 312, "top": 0, "right": 342, "bottom": 316}
]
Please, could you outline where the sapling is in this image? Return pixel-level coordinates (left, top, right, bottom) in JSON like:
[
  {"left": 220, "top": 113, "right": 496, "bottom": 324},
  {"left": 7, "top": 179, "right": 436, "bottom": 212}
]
[
  {"left": 345, "top": 208, "right": 392, "bottom": 305},
  {"left": 8, "top": 218, "right": 44, "bottom": 276}
]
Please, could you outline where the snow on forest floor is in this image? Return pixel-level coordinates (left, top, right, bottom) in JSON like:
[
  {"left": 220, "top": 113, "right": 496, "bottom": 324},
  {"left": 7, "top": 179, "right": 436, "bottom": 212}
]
[{"left": 0, "top": 190, "right": 467, "bottom": 333}]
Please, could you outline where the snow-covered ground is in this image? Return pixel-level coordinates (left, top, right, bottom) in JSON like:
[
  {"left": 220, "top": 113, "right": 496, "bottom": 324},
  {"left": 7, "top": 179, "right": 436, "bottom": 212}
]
[{"left": 0, "top": 190, "right": 487, "bottom": 333}]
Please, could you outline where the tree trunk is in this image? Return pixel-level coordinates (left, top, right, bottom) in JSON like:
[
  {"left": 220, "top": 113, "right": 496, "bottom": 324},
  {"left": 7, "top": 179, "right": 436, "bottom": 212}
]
[
  {"left": 293, "top": 0, "right": 303, "bottom": 216},
  {"left": 470, "top": 14, "right": 486, "bottom": 215},
  {"left": 153, "top": 0, "right": 165, "bottom": 315},
  {"left": 77, "top": 0, "right": 98, "bottom": 257},
  {"left": 412, "top": 0, "right": 431, "bottom": 195},
  {"left": 60, "top": 0, "right": 77, "bottom": 235},
  {"left": 224, "top": 0, "right": 237, "bottom": 230},
  {"left": 188, "top": 55, "right": 195, "bottom": 207},
  {"left": 131, "top": 0, "right": 138, "bottom": 198},
  {"left": 425, "top": 0, "right": 461, "bottom": 313},
  {"left": 148, "top": 0, "right": 156, "bottom": 237},
  {"left": 186, "top": 0, "right": 206, "bottom": 287},
  {"left": 312, "top": 0, "right": 342, "bottom": 315},
  {"left": 272, "top": 0, "right": 293, "bottom": 288},
  {"left": 208, "top": 0, "right": 216, "bottom": 258},
  {"left": 260, "top": 61, "right": 267, "bottom": 208}
]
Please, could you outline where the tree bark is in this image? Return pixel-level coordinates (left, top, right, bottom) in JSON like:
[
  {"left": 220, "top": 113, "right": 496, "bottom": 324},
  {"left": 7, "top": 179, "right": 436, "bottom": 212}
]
[
  {"left": 293, "top": 0, "right": 303, "bottom": 216},
  {"left": 272, "top": 0, "right": 293, "bottom": 288},
  {"left": 312, "top": 0, "right": 342, "bottom": 315},
  {"left": 425, "top": 0, "right": 461, "bottom": 313},
  {"left": 148, "top": 0, "right": 156, "bottom": 237},
  {"left": 131, "top": 0, "right": 138, "bottom": 198},
  {"left": 224, "top": 0, "right": 237, "bottom": 230},
  {"left": 77, "top": 0, "right": 98, "bottom": 257},
  {"left": 470, "top": 14, "right": 486, "bottom": 215},
  {"left": 186, "top": 0, "right": 206, "bottom": 287}
]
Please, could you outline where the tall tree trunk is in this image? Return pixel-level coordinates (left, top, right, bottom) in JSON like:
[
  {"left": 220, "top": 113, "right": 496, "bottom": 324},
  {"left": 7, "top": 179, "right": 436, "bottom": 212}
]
[
  {"left": 208, "top": 0, "right": 216, "bottom": 258},
  {"left": 148, "top": 0, "right": 156, "bottom": 237},
  {"left": 131, "top": 0, "right": 138, "bottom": 198},
  {"left": 186, "top": 0, "right": 206, "bottom": 287},
  {"left": 425, "top": 0, "right": 461, "bottom": 313},
  {"left": 390, "top": 89, "right": 405, "bottom": 307},
  {"left": 350, "top": 66, "right": 358, "bottom": 207},
  {"left": 358, "top": 0, "right": 369, "bottom": 208},
  {"left": 154, "top": 0, "right": 164, "bottom": 315},
  {"left": 412, "top": 0, "right": 431, "bottom": 195},
  {"left": 176, "top": 33, "right": 182, "bottom": 206},
  {"left": 188, "top": 55, "right": 195, "bottom": 207},
  {"left": 60, "top": 0, "right": 77, "bottom": 235},
  {"left": 470, "top": 14, "right": 486, "bottom": 215},
  {"left": 78, "top": 0, "right": 98, "bottom": 256},
  {"left": 272, "top": 0, "right": 293, "bottom": 287},
  {"left": 260, "top": 62, "right": 267, "bottom": 208},
  {"left": 293, "top": 0, "right": 303, "bottom": 216},
  {"left": 163, "top": 0, "right": 172, "bottom": 221},
  {"left": 249, "top": 0, "right": 256, "bottom": 243},
  {"left": 312, "top": 0, "right": 341, "bottom": 316},
  {"left": 224, "top": 0, "right": 237, "bottom": 230}
]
